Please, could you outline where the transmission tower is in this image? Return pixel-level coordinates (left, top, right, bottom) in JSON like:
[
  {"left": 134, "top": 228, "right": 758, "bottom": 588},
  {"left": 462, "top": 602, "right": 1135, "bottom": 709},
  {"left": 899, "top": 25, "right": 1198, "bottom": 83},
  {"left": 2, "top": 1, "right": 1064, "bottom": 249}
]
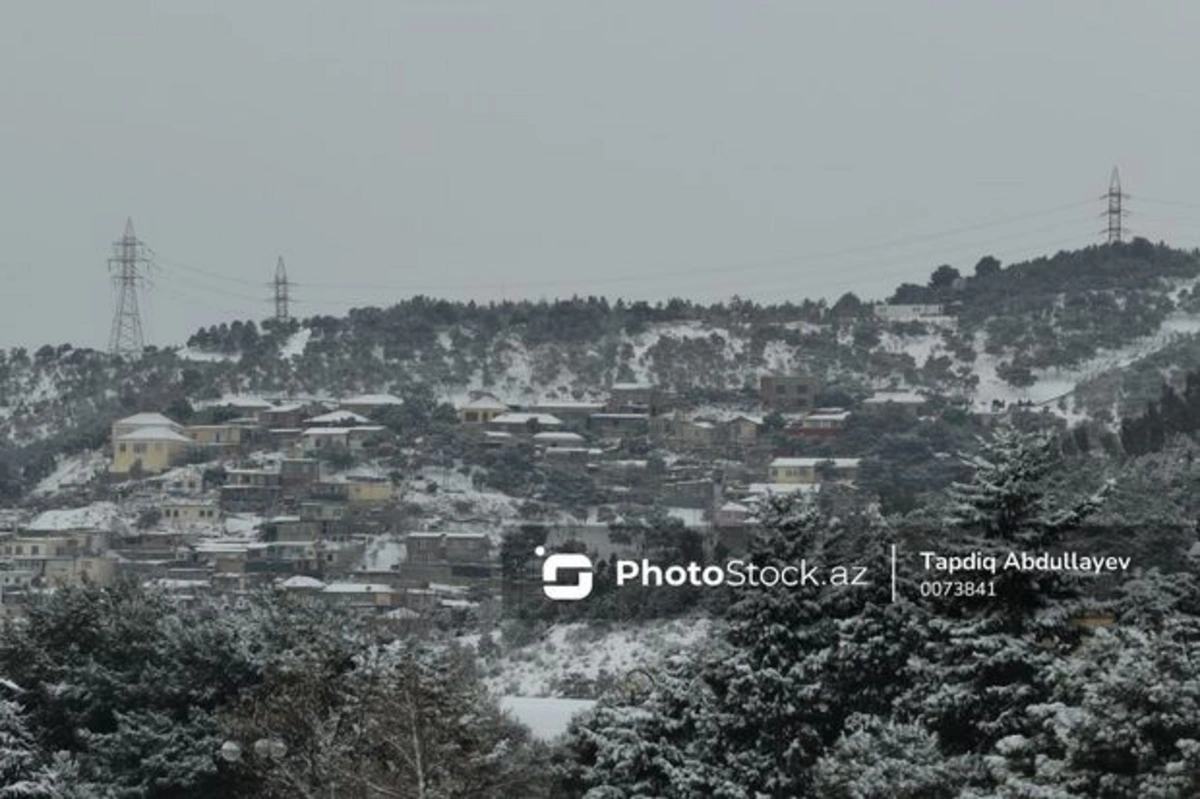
[
  {"left": 1104, "top": 166, "right": 1129, "bottom": 244},
  {"left": 273, "top": 256, "right": 291, "bottom": 321},
  {"left": 107, "top": 218, "right": 152, "bottom": 357}
]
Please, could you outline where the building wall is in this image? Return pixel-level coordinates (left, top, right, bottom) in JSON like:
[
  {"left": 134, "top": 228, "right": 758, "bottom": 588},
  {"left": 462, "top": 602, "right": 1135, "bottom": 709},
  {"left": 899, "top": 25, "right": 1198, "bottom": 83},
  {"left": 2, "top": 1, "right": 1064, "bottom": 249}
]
[
  {"left": 760, "top": 375, "right": 819, "bottom": 412},
  {"left": 112, "top": 439, "right": 189, "bottom": 475}
]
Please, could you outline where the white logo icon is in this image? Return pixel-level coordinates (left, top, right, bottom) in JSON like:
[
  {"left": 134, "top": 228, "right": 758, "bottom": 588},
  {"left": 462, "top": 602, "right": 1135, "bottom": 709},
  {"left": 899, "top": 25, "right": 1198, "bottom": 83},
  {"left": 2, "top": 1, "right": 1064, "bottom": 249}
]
[{"left": 536, "top": 546, "right": 594, "bottom": 601}]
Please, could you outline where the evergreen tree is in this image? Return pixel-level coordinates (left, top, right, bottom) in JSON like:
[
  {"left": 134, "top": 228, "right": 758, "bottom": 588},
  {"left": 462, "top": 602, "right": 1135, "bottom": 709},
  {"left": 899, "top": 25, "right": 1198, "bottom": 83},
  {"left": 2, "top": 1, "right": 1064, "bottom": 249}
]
[{"left": 0, "top": 697, "right": 55, "bottom": 799}]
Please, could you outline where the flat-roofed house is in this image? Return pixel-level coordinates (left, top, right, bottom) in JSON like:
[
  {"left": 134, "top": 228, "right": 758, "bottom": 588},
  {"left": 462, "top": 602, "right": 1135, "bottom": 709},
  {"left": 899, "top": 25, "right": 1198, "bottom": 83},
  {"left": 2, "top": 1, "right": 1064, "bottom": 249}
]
[
  {"left": 768, "top": 457, "right": 860, "bottom": 485},
  {"left": 338, "top": 394, "right": 403, "bottom": 416}
]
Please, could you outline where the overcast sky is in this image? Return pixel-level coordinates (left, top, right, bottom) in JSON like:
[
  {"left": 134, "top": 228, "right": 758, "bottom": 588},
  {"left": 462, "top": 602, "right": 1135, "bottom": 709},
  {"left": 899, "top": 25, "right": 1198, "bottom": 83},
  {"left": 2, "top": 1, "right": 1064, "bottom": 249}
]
[{"left": 4, "top": 1, "right": 1200, "bottom": 350}]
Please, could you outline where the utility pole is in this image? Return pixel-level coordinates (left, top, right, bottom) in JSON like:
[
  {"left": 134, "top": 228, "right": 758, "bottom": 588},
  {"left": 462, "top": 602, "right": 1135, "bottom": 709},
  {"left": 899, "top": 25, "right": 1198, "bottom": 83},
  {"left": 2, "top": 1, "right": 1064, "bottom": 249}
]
[
  {"left": 108, "top": 218, "right": 152, "bottom": 357},
  {"left": 273, "top": 256, "right": 291, "bottom": 322},
  {"left": 1104, "top": 166, "right": 1128, "bottom": 244}
]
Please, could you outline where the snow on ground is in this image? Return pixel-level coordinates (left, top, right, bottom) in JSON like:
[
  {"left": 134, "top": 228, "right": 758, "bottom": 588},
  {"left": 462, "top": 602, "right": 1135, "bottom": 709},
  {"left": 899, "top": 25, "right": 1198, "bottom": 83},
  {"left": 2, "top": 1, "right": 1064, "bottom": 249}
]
[
  {"left": 969, "top": 313, "right": 1200, "bottom": 413},
  {"left": 499, "top": 697, "right": 597, "bottom": 741},
  {"left": 878, "top": 330, "right": 946, "bottom": 367},
  {"left": 27, "top": 501, "right": 125, "bottom": 533},
  {"left": 224, "top": 514, "right": 264, "bottom": 537},
  {"left": 403, "top": 467, "right": 522, "bottom": 534},
  {"left": 31, "top": 450, "right": 107, "bottom": 496},
  {"left": 176, "top": 346, "right": 241, "bottom": 363},
  {"left": 360, "top": 534, "right": 405, "bottom": 571},
  {"left": 281, "top": 327, "right": 312, "bottom": 359},
  {"left": 483, "top": 617, "right": 712, "bottom": 697}
]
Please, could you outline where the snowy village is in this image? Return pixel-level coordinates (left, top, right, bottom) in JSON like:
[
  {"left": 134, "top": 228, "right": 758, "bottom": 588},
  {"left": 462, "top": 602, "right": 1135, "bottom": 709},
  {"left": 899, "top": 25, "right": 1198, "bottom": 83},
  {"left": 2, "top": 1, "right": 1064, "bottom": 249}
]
[{"left": 8, "top": 3, "right": 1200, "bottom": 796}]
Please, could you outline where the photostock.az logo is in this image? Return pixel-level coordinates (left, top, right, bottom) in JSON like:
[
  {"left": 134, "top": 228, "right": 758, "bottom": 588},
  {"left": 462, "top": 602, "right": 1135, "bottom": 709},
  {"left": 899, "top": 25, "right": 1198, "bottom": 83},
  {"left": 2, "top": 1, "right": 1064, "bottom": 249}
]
[{"left": 536, "top": 546, "right": 593, "bottom": 601}]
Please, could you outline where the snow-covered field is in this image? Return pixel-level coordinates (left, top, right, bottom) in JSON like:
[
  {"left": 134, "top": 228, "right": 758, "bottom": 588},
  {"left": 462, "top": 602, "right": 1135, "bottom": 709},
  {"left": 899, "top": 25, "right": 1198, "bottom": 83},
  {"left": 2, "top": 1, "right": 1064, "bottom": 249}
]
[
  {"left": 481, "top": 617, "right": 712, "bottom": 697},
  {"left": 31, "top": 450, "right": 107, "bottom": 496},
  {"left": 280, "top": 327, "right": 311, "bottom": 359}
]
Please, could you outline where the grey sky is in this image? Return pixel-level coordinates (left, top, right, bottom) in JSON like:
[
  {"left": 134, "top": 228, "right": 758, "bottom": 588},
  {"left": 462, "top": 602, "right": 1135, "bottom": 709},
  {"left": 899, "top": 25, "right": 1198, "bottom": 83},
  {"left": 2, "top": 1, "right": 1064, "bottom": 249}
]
[{"left": 4, "top": 1, "right": 1200, "bottom": 350}]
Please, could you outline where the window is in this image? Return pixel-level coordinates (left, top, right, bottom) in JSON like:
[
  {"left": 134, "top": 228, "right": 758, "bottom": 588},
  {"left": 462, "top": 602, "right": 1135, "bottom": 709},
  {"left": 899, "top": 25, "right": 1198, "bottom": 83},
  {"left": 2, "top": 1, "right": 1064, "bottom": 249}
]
[
  {"left": 118, "top": 443, "right": 127, "bottom": 453},
  {"left": 30, "top": 546, "right": 38, "bottom": 556},
  {"left": 133, "top": 443, "right": 147, "bottom": 454}
]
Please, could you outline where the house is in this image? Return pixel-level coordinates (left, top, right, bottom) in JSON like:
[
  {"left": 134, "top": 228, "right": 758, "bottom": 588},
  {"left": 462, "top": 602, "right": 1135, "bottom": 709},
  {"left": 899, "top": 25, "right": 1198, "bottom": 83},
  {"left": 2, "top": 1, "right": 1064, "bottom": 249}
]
[
  {"left": 768, "top": 457, "right": 860, "bottom": 485},
  {"left": 184, "top": 422, "right": 258, "bottom": 449},
  {"left": 299, "top": 426, "right": 387, "bottom": 453},
  {"left": 459, "top": 395, "right": 510, "bottom": 425},
  {"left": 487, "top": 413, "right": 565, "bottom": 436},
  {"left": 403, "top": 532, "right": 495, "bottom": 585},
  {"left": 305, "top": 410, "right": 373, "bottom": 427},
  {"left": 527, "top": 400, "right": 606, "bottom": 426},
  {"left": 713, "top": 501, "right": 751, "bottom": 528},
  {"left": 588, "top": 413, "right": 650, "bottom": 439},
  {"left": 607, "top": 383, "right": 662, "bottom": 415},
  {"left": 796, "top": 408, "right": 851, "bottom": 436},
  {"left": 533, "top": 431, "right": 587, "bottom": 450},
  {"left": 861, "top": 391, "right": 928, "bottom": 418},
  {"left": 338, "top": 394, "right": 403, "bottom": 417},
  {"left": 219, "top": 468, "right": 282, "bottom": 513},
  {"left": 2, "top": 537, "right": 116, "bottom": 587},
  {"left": 111, "top": 426, "right": 193, "bottom": 475},
  {"left": 720, "top": 415, "right": 762, "bottom": 448},
  {"left": 258, "top": 402, "right": 311, "bottom": 430},
  {"left": 203, "top": 397, "right": 275, "bottom": 417},
  {"left": 159, "top": 499, "right": 220, "bottom": 528},
  {"left": 760, "top": 374, "right": 820, "bottom": 413},
  {"left": 873, "top": 303, "right": 947, "bottom": 322}
]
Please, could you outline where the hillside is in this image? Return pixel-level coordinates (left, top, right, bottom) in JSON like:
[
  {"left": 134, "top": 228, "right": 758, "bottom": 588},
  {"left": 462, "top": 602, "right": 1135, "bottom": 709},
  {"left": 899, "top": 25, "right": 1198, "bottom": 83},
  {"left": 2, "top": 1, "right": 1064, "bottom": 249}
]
[{"left": 3, "top": 239, "right": 1200, "bottom": 498}]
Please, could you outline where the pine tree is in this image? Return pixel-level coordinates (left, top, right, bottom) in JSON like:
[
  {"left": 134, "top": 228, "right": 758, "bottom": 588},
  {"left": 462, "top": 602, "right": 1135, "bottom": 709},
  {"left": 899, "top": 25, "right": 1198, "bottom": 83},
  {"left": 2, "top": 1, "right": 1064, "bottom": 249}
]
[
  {"left": 0, "top": 698, "right": 54, "bottom": 799},
  {"left": 905, "top": 424, "right": 1111, "bottom": 757},
  {"left": 812, "top": 714, "right": 968, "bottom": 799}
]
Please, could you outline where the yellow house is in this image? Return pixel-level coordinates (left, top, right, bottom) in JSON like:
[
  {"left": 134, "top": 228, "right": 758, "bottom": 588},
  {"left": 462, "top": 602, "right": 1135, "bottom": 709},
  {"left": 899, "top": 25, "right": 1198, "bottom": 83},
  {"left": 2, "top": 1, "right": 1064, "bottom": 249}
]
[
  {"left": 459, "top": 396, "right": 509, "bottom": 425},
  {"left": 184, "top": 423, "right": 255, "bottom": 448},
  {"left": 347, "top": 479, "right": 394, "bottom": 506},
  {"left": 112, "top": 426, "right": 193, "bottom": 475},
  {"left": 768, "top": 457, "right": 860, "bottom": 485}
]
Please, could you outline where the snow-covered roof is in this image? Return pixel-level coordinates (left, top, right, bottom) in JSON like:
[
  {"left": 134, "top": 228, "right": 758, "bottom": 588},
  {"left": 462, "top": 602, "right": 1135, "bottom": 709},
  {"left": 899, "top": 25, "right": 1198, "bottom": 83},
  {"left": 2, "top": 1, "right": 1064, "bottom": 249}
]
[
  {"left": 719, "top": 501, "right": 750, "bottom": 513},
  {"left": 384, "top": 607, "right": 422, "bottom": 620},
  {"left": 459, "top": 397, "right": 509, "bottom": 411},
  {"left": 279, "top": 575, "right": 326, "bottom": 590},
  {"left": 340, "top": 394, "right": 403, "bottom": 407},
  {"left": 530, "top": 400, "right": 606, "bottom": 410},
  {"left": 590, "top": 413, "right": 649, "bottom": 420},
  {"left": 803, "top": 411, "right": 852, "bottom": 422},
  {"left": 322, "top": 582, "right": 393, "bottom": 594},
  {"left": 216, "top": 397, "right": 274, "bottom": 410},
  {"left": 770, "top": 457, "right": 861, "bottom": 468},
  {"left": 746, "top": 483, "right": 822, "bottom": 496},
  {"left": 863, "top": 391, "right": 926, "bottom": 405},
  {"left": 307, "top": 410, "right": 372, "bottom": 425},
  {"left": 611, "top": 382, "right": 653, "bottom": 390},
  {"left": 261, "top": 402, "right": 306, "bottom": 414},
  {"left": 301, "top": 426, "right": 386, "bottom": 436},
  {"left": 116, "top": 412, "right": 181, "bottom": 428},
  {"left": 117, "top": 426, "right": 193, "bottom": 443},
  {"left": 491, "top": 412, "right": 564, "bottom": 426},
  {"left": 534, "top": 432, "right": 586, "bottom": 442},
  {"left": 484, "top": 431, "right": 514, "bottom": 439}
]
